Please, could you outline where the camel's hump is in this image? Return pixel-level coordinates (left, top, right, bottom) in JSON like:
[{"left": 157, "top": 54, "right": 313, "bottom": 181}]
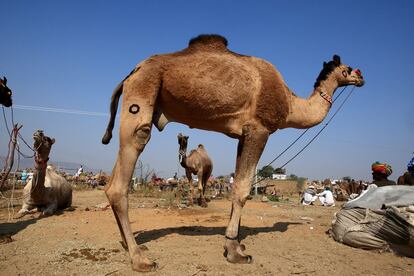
[{"left": 188, "top": 34, "right": 228, "bottom": 51}]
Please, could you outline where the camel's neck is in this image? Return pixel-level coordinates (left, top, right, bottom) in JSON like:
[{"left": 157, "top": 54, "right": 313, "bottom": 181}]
[
  {"left": 282, "top": 76, "right": 339, "bottom": 129},
  {"left": 179, "top": 146, "right": 188, "bottom": 168},
  {"left": 30, "top": 165, "right": 47, "bottom": 195}
]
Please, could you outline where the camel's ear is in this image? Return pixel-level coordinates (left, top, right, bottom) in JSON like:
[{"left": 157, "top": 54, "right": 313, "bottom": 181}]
[
  {"left": 51, "top": 138, "right": 55, "bottom": 144},
  {"left": 3, "top": 77, "right": 7, "bottom": 84},
  {"left": 323, "top": 61, "right": 327, "bottom": 68},
  {"left": 185, "top": 136, "right": 189, "bottom": 140},
  {"left": 333, "top": 55, "right": 341, "bottom": 66}
]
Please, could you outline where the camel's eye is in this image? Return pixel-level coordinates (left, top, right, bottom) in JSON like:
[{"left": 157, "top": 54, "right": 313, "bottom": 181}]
[{"left": 342, "top": 70, "right": 347, "bottom": 77}]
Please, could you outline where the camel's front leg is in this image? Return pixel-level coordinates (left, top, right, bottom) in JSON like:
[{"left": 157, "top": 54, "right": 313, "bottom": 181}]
[
  {"left": 198, "top": 171, "right": 208, "bottom": 207},
  {"left": 224, "top": 124, "right": 269, "bottom": 264},
  {"left": 186, "top": 170, "right": 194, "bottom": 206},
  {"left": 15, "top": 202, "right": 36, "bottom": 218}
]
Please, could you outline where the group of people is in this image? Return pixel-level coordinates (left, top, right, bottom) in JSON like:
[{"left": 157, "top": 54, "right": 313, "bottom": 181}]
[
  {"left": 301, "top": 186, "right": 335, "bottom": 207},
  {"left": 301, "top": 159, "right": 411, "bottom": 207}
]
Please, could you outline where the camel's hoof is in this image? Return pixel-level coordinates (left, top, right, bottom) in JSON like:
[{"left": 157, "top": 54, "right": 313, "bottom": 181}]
[
  {"left": 198, "top": 198, "right": 208, "bottom": 208},
  {"left": 224, "top": 249, "right": 253, "bottom": 264},
  {"left": 132, "top": 260, "right": 157, "bottom": 272},
  {"left": 14, "top": 212, "right": 26, "bottom": 219},
  {"left": 224, "top": 241, "right": 252, "bottom": 264}
]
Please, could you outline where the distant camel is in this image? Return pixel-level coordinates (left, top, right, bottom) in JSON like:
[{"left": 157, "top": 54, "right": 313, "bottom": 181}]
[
  {"left": 17, "top": 130, "right": 72, "bottom": 217},
  {"left": 0, "top": 77, "right": 12, "bottom": 107},
  {"left": 398, "top": 172, "right": 414, "bottom": 185},
  {"left": 177, "top": 133, "right": 212, "bottom": 207},
  {"left": 101, "top": 34, "right": 364, "bottom": 271}
]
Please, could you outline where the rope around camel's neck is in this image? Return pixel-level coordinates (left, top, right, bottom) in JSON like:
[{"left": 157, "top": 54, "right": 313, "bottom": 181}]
[
  {"left": 30, "top": 155, "right": 48, "bottom": 194},
  {"left": 179, "top": 148, "right": 188, "bottom": 168}
]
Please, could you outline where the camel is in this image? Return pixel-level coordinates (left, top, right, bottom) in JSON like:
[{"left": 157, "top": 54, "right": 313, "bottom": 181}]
[
  {"left": 101, "top": 34, "right": 364, "bottom": 271},
  {"left": 17, "top": 130, "right": 72, "bottom": 217},
  {"left": 177, "top": 133, "right": 213, "bottom": 207},
  {"left": 398, "top": 172, "right": 414, "bottom": 185},
  {"left": 0, "top": 77, "right": 12, "bottom": 107}
]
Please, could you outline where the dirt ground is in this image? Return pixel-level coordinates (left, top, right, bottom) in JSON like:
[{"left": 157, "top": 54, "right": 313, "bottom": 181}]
[{"left": 1, "top": 189, "right": 413, "bottom": 276}]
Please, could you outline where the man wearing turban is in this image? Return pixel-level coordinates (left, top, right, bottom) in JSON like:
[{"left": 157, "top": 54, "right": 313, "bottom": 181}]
[{"left": 371, "top": 161, "right": 396, "bottom": 187}]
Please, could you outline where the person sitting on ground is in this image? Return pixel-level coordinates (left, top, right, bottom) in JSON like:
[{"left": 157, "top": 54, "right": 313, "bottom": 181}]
[
  {"left": 317, "top": 186, "right": 335, "bottom": 207},
  {"left": 21, "top": 170, "right": 28, "bottom": 185},
  {"left": 301, "top": 185, "right": 317, "bottom": 205},
  {"left": 371, "top": 161, "right": 396, "bottom": 187}
]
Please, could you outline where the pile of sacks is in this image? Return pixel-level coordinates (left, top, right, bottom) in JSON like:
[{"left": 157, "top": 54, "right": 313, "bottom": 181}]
[{"left": 330, "top": 185, "right": 414, "bottom": 257}]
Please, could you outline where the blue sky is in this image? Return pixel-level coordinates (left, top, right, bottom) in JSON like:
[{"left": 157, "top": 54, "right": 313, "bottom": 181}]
[{"left": 1, "top": 1, "right": 413, "bottom": 181}]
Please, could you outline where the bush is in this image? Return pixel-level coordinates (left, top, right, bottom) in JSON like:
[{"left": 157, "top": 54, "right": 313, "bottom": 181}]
[{"left": 267, "top": 194, "right": 280, "bottom": 202}]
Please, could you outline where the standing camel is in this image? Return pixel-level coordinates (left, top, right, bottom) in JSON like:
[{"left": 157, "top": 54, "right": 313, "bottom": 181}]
[
  {"left": 102, "top": 34, "right": 364, "bottom": 271},
  {"left": 0, "top": 77, "right": 12, "bottom": 107},
  {"left": 177, "top": 133, "right": 212, "bottom": 207},
  {"left": 17, "top": 130, "right": 72, "bottom": 217}
]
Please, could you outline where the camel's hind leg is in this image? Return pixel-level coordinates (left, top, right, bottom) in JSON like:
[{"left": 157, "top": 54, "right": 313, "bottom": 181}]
[
  {"left": 105, "top": 74, "right": 159, "bottom": 272},
  {"left": 224, "top": 123, "right": 269, "bottom": 264},
  {"left": 198, "top": 170, "right": 210, "bottom": 207}
]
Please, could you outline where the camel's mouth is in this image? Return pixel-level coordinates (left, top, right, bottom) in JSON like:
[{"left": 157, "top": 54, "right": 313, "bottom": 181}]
[
  {"left": 33, "top": 130, "right": 44, "bottom": 146},
  {"left": 352, "top": 69, "right": 364, "bottom": 87}
]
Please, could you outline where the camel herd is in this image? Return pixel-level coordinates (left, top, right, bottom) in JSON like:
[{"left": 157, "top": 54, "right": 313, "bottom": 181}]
[{"left": 2, "top": 34, "right": 410, "bottom": 272}]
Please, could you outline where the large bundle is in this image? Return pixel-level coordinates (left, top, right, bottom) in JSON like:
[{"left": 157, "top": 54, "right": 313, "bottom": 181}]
[{"left": 330, "top": 186, "right": 414, "bottom": 257}]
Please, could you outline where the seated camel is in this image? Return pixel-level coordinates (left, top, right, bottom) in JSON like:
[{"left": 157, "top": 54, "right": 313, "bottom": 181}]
[
  {"left": 0, "top": 76, "right": 12, "bottom": 107},
  {"left": 17, "top": 130, "right": 72, "bottom": 217},
  {"left": 177, "top": 133, "right": 213, "bottom": 207}
]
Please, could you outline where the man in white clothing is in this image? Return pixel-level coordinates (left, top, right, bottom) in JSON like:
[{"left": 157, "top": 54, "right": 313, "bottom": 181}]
[
  {"left": 318, "top": 187, "right": 335, "bottom": 207},
  {"left": 301, "top": 186, "right": 317, "bottom": 205}
]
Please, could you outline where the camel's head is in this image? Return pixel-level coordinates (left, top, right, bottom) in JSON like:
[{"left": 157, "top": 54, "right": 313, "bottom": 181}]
[
  {"left": 177, "top": 133, "right": 189, "bottom": 150},
  {"left": 0, "top": 76, "right": 12, "bottom": 107},
  {"left": 33, "top": 130, "right": 55, "bottom": 164},
  {"left": 314, "top": 55, "right": 365, "bottom": 89}
]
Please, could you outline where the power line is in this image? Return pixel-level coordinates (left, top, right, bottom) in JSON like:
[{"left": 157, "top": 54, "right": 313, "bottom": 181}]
[{"left": 13, "top": 104, "right": 108, "bottom": 117}]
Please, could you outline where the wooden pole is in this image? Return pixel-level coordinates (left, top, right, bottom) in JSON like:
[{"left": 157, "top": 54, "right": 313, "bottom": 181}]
[{"left": 1, "top": 124, "right": 23, "bottom": 189}]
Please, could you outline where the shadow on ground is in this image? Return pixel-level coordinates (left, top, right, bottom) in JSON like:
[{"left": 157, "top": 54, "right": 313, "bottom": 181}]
[{"left": 134, "top": 221, "right": 303, "bottom": 244}]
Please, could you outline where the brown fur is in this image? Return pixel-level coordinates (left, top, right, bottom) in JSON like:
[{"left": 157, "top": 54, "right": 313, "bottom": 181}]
[
  {"left": 102, "top": 34, "right": 365, "bottom": 271},
  {"left": 177, "top": 133, "right": 213, "bottom": 207},
  {"left": 17, "top": 131, "right": 72, "bottom": 217}
]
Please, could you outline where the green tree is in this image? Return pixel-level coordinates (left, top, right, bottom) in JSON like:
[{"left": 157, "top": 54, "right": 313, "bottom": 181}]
[
  {"left": 274, "top": 167, "right": 286, "bottom": 174},
  {"left": 289, "top": 174, "right": 298, "bottom": 180},
  {"left": 258, "top": 165, "right": 274, "bottom": 179}
]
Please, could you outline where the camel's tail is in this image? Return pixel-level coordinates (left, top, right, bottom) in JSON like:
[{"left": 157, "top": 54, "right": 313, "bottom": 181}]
[
  {"left": 102, "top": 68, "right": 139, "bottom": 145},
  {"left": 101, "top": 82, "right": 123, "bottom": 144}
]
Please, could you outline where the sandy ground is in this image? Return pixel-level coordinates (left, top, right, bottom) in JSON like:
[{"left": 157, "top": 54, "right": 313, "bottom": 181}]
[{"left": 1, "top": 189, "right": 413, "bottom": 276}]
